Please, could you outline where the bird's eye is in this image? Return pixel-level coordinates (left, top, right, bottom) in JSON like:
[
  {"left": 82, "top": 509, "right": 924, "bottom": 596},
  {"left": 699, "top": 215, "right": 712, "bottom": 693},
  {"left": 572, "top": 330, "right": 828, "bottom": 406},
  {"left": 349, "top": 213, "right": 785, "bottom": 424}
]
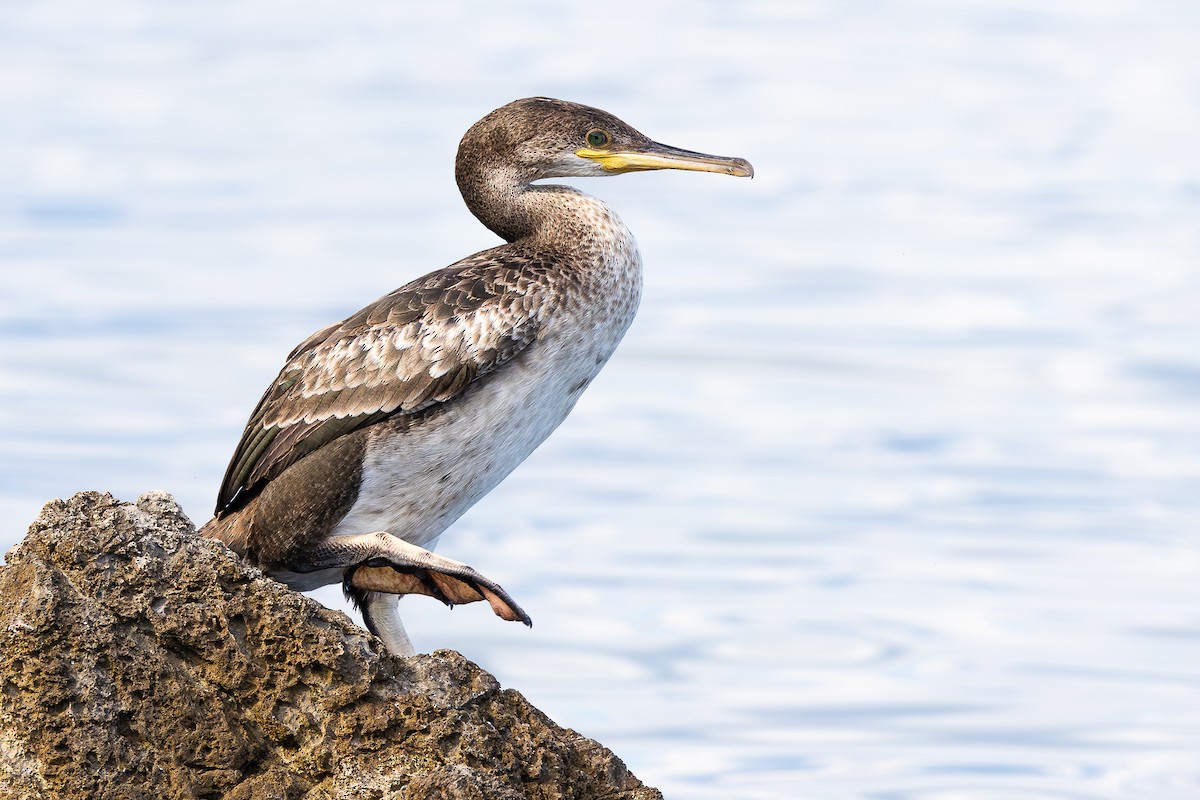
[{"left": 585, "top": 129, "right": 611, "bottom": 148}]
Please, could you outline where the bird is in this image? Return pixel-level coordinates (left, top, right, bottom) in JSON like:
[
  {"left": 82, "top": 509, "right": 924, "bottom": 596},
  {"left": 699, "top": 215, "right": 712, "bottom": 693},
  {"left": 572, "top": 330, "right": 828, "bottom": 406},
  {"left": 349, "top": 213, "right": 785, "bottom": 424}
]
[{"left": 200, "top": 97, "right": 753, "bottom": 655}]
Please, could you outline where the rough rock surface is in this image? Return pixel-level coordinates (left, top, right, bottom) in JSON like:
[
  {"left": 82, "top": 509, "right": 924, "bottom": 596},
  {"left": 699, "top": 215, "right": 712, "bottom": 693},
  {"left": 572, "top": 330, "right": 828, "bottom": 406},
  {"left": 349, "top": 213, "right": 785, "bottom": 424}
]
[{"left": 0, "top": 491, "right": 661, "bottom": 800}]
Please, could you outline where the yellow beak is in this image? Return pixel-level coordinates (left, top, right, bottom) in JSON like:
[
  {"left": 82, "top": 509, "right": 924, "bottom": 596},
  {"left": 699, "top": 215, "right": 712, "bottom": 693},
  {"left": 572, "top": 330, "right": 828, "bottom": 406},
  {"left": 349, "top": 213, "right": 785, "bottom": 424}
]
[{"left": 576, "top": 142, "right": 754, "bottom": 178}]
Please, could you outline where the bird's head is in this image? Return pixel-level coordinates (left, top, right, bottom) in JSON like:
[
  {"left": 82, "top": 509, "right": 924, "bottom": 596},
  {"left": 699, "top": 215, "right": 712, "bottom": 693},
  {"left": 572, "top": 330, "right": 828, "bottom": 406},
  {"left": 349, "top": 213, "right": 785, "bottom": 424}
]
[{"left": 457, "top": 97, "right": 754, "bottom": 184}]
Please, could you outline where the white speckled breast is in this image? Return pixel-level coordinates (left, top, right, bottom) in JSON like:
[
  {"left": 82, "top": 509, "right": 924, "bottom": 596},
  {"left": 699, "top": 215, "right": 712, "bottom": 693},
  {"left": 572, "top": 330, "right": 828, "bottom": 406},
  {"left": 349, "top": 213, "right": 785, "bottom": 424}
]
[{"left": 330, "top": 193, "right": 642, "bottom": 549}]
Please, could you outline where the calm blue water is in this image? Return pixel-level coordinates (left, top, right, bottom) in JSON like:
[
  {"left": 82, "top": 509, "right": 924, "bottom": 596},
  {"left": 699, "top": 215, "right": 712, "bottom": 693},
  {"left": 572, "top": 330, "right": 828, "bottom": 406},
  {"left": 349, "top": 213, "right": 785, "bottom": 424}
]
[{"left": 3, "top": 3, "right": 1199, "bottom": 798}]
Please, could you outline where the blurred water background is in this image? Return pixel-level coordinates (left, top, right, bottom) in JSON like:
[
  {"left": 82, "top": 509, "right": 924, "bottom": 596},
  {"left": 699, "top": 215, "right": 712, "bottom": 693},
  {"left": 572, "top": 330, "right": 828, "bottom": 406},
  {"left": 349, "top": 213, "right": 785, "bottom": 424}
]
[{"left": 2, "top": 2, "right": 1199, "bottom": 798}]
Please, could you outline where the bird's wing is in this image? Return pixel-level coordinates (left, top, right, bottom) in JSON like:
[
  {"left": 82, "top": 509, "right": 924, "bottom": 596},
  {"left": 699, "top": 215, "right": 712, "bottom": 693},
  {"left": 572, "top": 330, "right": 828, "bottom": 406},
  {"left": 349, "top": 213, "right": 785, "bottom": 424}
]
[{"left": 214, "top": 253, "right": 555, "bottom": 516}]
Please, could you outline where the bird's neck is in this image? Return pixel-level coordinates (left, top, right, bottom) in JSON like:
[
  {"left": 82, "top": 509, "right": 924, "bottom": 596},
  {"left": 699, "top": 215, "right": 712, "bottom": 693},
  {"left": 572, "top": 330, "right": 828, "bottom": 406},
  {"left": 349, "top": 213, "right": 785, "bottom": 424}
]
[{"left": 456, "top": 163, "right": 618, "bottom": 247}]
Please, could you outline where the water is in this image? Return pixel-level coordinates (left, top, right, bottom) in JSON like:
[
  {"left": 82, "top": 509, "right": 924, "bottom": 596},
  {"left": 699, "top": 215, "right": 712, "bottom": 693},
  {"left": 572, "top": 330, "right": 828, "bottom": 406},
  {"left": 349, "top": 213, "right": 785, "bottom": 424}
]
[{"left": 2, "top": 2, "right": 1199, "bottom": 798}]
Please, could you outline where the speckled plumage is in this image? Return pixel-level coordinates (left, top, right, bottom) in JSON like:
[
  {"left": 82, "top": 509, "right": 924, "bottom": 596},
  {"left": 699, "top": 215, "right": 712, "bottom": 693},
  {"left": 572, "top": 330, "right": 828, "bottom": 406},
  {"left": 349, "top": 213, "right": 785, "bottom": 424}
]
[{"left": 201, "top": 97, "right": 751, "bottom": 654}]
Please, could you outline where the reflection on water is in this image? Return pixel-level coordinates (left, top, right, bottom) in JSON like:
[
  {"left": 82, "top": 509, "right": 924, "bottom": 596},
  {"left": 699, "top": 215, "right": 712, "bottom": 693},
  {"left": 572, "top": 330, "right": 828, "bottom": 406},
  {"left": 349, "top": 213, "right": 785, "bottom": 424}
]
[{"left": 2, "top": 2, "right": 1199, "bottom": 798}]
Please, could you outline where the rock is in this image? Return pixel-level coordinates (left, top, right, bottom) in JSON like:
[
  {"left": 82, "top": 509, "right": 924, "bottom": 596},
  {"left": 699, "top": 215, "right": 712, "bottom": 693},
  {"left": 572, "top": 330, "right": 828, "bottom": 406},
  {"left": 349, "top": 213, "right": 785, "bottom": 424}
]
[{"left": 0, "top": 491, "right": 661, "bottom": 800}]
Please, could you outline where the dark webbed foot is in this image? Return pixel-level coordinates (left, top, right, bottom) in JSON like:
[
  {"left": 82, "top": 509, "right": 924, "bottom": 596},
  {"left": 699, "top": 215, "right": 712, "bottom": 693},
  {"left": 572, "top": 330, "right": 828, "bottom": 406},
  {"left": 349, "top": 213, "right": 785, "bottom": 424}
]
[
  {"left": 346, "top": 559, "right": 531, "bottom": 625},
  {"left": 297, "top": 531, "right": 531, "bottom": 626}
]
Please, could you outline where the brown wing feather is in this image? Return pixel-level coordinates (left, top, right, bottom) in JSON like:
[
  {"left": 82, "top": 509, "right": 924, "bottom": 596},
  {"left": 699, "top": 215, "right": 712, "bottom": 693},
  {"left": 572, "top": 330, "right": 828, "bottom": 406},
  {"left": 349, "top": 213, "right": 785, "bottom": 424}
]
[{"left": 214, "top": 250, "right": 555, "bottom": 516}]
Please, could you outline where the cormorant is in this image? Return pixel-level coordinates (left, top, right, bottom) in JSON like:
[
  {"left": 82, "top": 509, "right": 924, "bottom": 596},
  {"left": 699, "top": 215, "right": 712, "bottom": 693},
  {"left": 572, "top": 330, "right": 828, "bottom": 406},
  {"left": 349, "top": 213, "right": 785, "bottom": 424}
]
[{"left": 201, "top": 97, "right": 753, "bottom": 654}]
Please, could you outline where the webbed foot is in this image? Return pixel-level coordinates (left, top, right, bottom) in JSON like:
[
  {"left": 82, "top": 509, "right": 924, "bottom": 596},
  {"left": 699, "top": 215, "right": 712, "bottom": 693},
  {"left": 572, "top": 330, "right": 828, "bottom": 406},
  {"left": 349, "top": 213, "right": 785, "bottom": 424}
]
[{"left": 294, "top": 530, "right": 531, "bottom": 634}]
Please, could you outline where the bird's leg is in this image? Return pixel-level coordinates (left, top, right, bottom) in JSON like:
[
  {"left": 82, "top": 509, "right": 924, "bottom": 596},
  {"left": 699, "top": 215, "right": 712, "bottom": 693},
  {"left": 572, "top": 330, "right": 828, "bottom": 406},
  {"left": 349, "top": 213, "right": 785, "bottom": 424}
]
[
  {"left": 293, "top": 531, "right": 532, "bottom": 632},
  {"left": 355, "top": 591, "right": 415, "bottom": 656}
]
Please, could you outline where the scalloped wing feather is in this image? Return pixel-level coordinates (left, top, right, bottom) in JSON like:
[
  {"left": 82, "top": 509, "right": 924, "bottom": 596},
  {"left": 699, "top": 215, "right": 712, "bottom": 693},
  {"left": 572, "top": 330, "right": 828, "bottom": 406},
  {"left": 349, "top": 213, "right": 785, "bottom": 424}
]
[{"left": 214, "top": 254, "right": 554, "bottom": 515}]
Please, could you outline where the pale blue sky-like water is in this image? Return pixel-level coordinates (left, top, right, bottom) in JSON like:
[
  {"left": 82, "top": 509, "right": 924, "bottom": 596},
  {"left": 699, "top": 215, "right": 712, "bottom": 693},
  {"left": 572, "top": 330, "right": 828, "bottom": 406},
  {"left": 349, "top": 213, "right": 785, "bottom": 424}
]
[{"left": 2, "top": 3, "right": 1199, "bottom": 798}]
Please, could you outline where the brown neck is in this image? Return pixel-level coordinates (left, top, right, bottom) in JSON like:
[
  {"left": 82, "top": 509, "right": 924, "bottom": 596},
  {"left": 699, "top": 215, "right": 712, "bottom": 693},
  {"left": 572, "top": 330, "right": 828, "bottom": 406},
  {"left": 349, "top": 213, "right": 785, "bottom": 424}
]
[{"left": 454, "top": 153, "right": 538, "bottom": 242}]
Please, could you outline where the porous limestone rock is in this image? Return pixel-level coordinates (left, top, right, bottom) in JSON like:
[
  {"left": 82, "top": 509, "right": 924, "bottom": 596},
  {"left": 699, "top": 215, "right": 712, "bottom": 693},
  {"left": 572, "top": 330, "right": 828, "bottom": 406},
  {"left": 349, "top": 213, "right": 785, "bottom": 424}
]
[{"left": 0, "top": 491, "right": 661, "bottom": 800}]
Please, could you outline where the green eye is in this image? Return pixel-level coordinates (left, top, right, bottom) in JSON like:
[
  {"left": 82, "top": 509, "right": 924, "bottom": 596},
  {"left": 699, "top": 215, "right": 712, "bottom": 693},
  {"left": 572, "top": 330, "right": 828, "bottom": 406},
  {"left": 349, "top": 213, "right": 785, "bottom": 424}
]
[{"left": 585, "top": 129, "right": 610, "bottom": 148}]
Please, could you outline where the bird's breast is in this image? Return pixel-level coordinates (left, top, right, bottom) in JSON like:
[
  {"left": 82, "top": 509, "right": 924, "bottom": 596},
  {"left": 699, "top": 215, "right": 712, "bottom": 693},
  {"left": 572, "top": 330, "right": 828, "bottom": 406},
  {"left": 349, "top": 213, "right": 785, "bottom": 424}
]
[{"left": 330, "top": 242, "right": 643, "bottom": 549}]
